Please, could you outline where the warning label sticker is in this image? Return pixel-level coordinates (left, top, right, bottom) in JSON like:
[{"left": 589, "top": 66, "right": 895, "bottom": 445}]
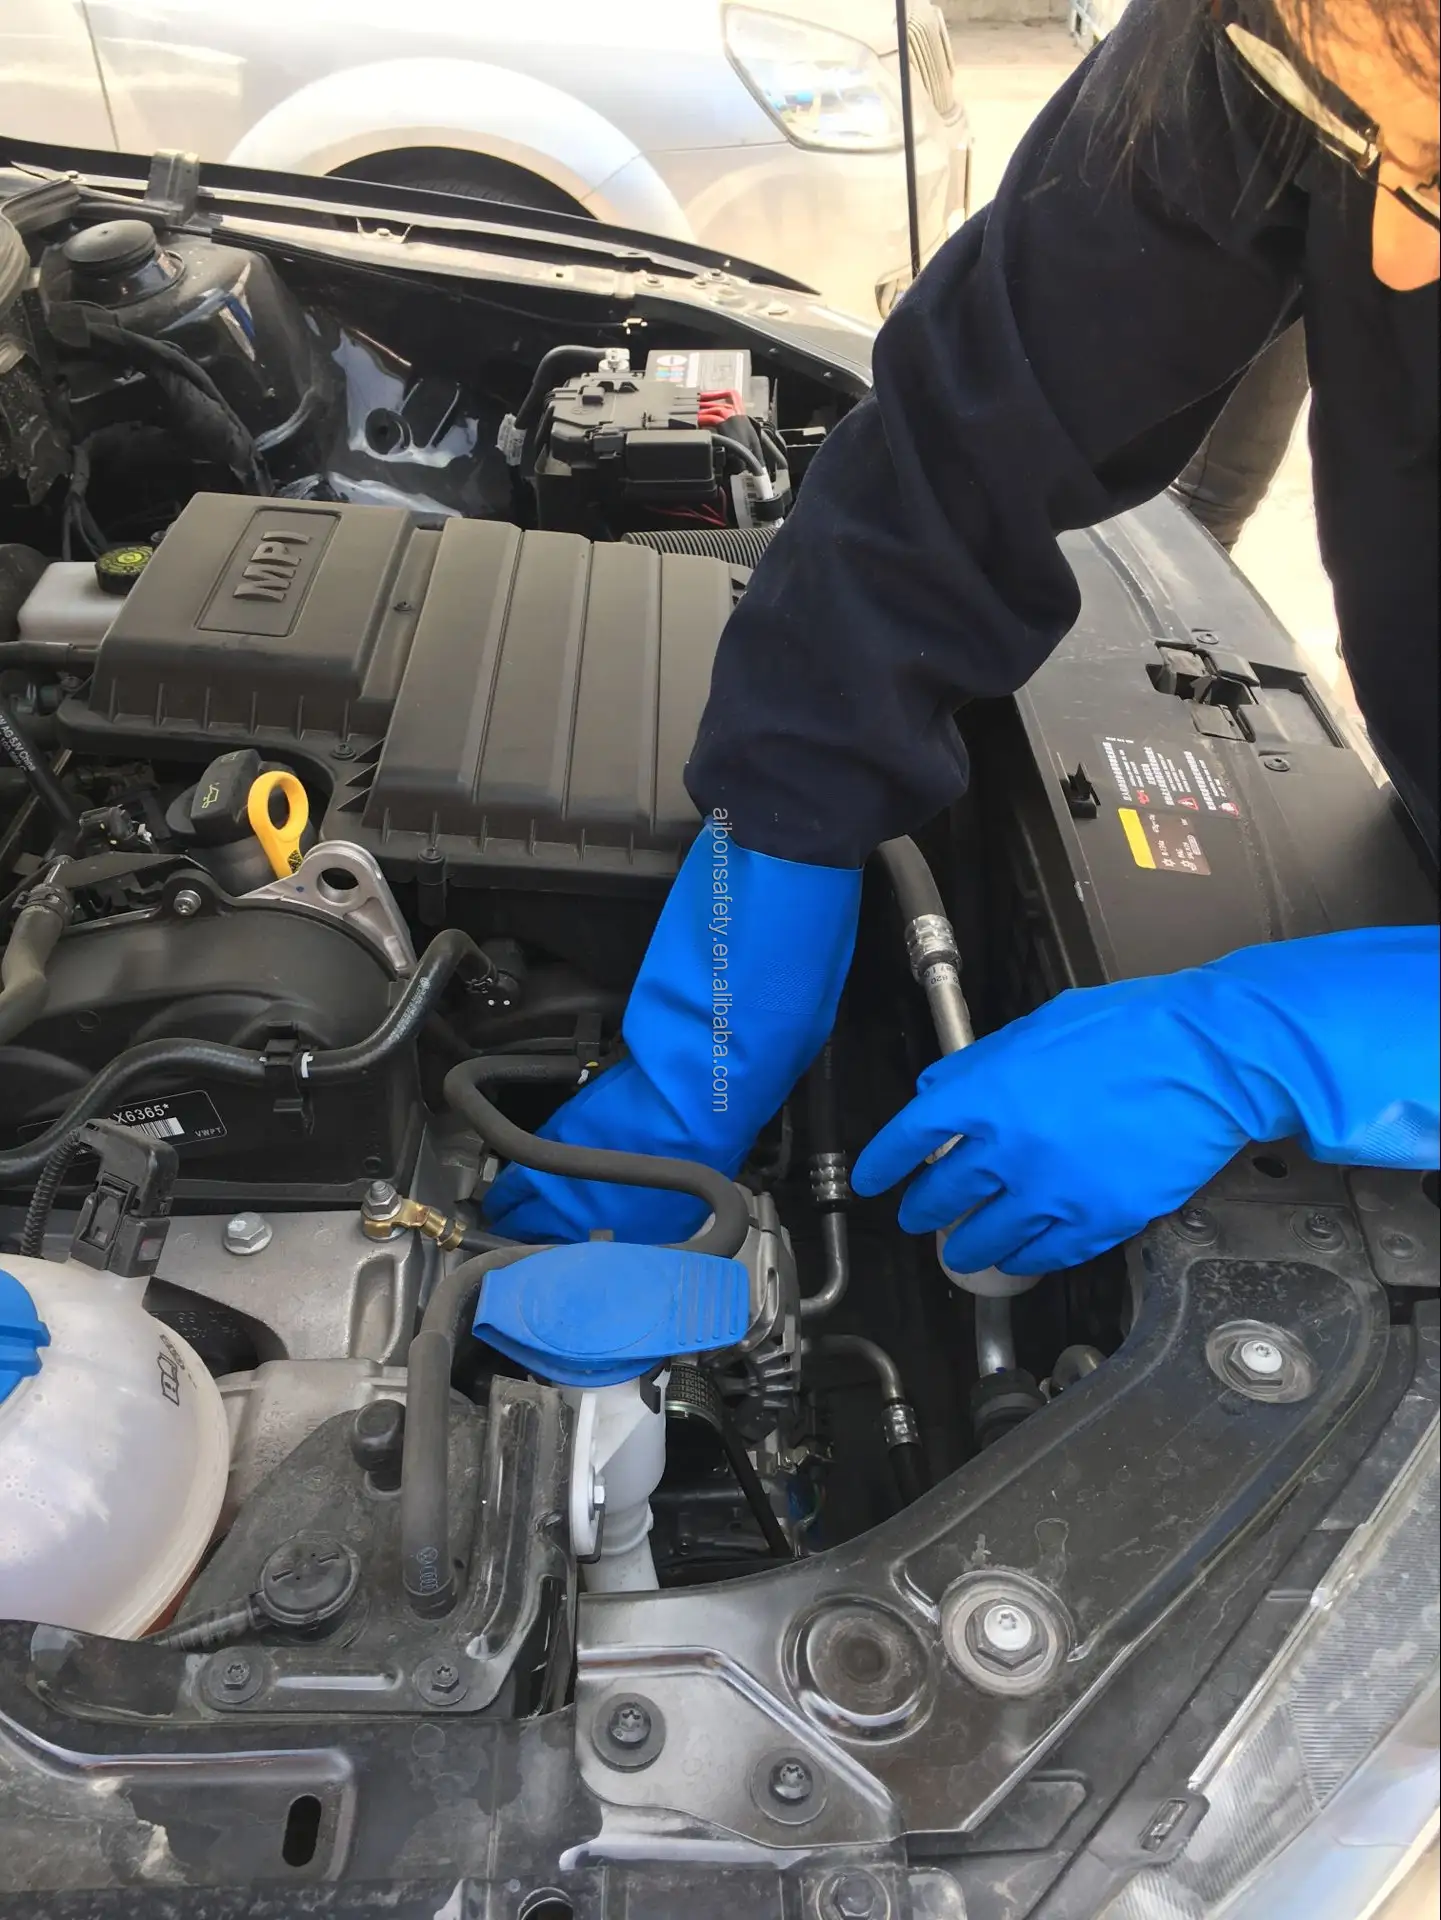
[
  {"left": 1096, "top": 734, "right": 1241, "bottom": 819},
  {"left": 1118, "top": 807, "right": 1212, "bottom": 877}
]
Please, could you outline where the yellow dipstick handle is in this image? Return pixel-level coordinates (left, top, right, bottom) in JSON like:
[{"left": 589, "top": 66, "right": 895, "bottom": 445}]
[{"left": 247, "top": 770, "right": 309, "bottom": 878}]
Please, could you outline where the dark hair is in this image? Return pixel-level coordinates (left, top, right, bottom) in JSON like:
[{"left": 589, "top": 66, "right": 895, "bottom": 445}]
[{"left": 1121, "top": 0, "right": 1440, "bottom": 130}]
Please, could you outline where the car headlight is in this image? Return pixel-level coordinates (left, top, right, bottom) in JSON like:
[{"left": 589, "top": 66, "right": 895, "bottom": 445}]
[
  {"left": 723, "top": 6, "right": 904, "bottom": 152},
  {"left": 1100, "top": 1416, "right": 1439, "bottom": 1920}
]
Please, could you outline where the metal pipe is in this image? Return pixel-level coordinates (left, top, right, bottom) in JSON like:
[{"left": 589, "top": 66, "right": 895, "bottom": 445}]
[
  {"left": 974, "top": 1295, "right": 1017, "bottom": 1378},
  {"left": 1051, "top": 1344, "right": 1105, "bottom": 1392},
  {"left": 799, "top": 1206, "right": 850, "bottom": 1320},
  {"left": 812, "top": 1332, "right": 907, "bottom": 1406},
  {"left": 809, "top": 1332, "right": 927, "bottom": 1507},
  {"left": 920, "top": 958, "right": 975, "bottom": 1055}
]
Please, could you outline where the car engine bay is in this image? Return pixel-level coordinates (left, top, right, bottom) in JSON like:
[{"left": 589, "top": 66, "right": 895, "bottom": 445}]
[{"left": 0, "top": 154, "right": 1436, "bottom": 1916}]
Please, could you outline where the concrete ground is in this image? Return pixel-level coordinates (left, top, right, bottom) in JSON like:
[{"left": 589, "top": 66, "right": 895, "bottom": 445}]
[{"left": 949, "top": 24, "right": 1357, "bottom": 721}]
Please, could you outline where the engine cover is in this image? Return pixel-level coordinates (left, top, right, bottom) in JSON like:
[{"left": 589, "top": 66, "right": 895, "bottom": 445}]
[{"left": 59, "top": 493, "right": 734, "bottom": 890}]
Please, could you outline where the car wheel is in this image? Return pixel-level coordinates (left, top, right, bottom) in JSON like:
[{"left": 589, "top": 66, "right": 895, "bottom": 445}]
[{"left": 332, "top": 149, "right": 590, "bottom": 218}]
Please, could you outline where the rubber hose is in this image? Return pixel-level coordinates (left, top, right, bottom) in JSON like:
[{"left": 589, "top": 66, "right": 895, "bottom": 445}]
[
  {"left": 889, "top": 1440, "right": 927, "bottom": 1509},
  {"left": 714, "top": 1403, "right": 794, "bottom": 1559},
  {"left": 19, "top": 1131, "right": 83, "bottom": 1258},
  {"left": 147, "top": 1600, "right": 258, "bottom": 1652},
  {"left": 513, "top": 345, "right": 606, "bottom": 429},
  {"left": 0, "top": 927, "right": 487, "bottom": 1182},
  {"left": 400, "top": 1245, "right": 541, "bottom": 1618},
  {"left": 806, "top": 1038, "right": 842, "bottom": 1159},
  {"left": 0, "top": 891, "right": 70, "bottom": 1047},
  {"left": 305, "top": 929, "right": 488, "bottom": 1082},
  {"left": 443, "top": 1058, "right": 750, "bottom": 1259},
  {"left": 874, "top": 835, "right": 946, "bottom": 924},
  {"left": 0, "top": 695, "right": 81, "bottom": 838},
  {"left": 464, "top": 1055, "right": 585, "bottom": 1086},
  {"left": 0, "top": 641, "right": 100, "bottom": 672}
]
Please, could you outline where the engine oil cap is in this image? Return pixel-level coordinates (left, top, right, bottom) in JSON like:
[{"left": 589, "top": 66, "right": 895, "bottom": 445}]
[
  {"left": 0, "top": 1269, "right": 51, "bottom": 1405},
  {"left": 473, "top": 1243, "right": 748, "bottom": 1387}
]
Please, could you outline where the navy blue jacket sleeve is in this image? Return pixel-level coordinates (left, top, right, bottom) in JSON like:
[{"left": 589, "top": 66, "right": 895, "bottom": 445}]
[{"left": 685, "top": 0, "right": 1307, "bottom": 866}]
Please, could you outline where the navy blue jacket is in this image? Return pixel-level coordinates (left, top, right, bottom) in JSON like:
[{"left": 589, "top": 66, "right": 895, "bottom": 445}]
[{"left": 685, "top": 0, "right": 1439, "bottom": 864}]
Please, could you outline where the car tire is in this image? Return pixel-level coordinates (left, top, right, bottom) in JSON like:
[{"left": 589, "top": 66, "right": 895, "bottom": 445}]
[{"left": 331, "top": 149, "right": 590, "bottom": 218}]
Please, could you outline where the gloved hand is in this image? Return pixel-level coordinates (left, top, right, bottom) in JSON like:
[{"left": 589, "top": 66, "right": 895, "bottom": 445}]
[
  {"left": 852, "top": 926, "right": 1440, "bottom": 1277},
  {"left": 486, "top": 816, "right": 861, "bottom": 1244}
]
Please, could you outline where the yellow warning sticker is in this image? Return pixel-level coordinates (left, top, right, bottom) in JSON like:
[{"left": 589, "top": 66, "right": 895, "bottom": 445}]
[
  {"left": 1119, "top": 807, "right": 1155, "bottom": 869},
  {"left": 1118, "top": 806, "right": 1211, "bottom": 877}
]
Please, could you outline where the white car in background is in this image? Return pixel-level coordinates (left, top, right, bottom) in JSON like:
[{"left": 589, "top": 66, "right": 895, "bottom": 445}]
[{"left": 0, "top": 0, "right": 972, "bottom": 319}]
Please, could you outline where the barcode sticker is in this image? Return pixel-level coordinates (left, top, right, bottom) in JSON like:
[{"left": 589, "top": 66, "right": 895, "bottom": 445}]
[{"left": 109, "top": 1091, "right": 227, "bottom": 1145}]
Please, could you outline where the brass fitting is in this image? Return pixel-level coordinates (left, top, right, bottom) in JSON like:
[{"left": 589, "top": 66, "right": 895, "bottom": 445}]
[{"left": 361, "top": 1181, "right": 467, "bottom": 1251}]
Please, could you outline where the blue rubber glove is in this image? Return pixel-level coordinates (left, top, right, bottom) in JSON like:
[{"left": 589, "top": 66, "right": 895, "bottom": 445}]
[
  {"left": 852, "top": 927, "right": 1440, "bottom": 1277},
  {"left": 486, "top": 816, "right": 861, "bottom": 1243}
]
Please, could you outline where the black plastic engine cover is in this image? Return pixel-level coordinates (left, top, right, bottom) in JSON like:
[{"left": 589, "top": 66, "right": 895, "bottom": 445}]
[
  {"left": 0, "top": 899, "right": 420, "bottom": 1207},
  {"left": 60, "top": 492, "right": 732, "bottom": 891}
]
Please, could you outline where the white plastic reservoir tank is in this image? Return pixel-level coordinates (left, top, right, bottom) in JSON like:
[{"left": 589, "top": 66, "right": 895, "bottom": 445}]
[{"left": 0, "top": 1255, "right": 229, "bottom": 1638}]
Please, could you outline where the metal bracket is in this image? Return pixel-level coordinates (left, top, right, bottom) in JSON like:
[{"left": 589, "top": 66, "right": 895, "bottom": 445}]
[{"left": 249, "top": 840, "right": 416, "bottom": 977}]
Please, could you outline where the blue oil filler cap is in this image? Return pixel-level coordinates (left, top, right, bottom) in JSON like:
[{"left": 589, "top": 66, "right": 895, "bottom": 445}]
[
  {"left": 473, "top": 1243, "right": 750, "bottom": 1388},
  {"left": 0, "top": 1269, "right": 50, "bottom": 1406}
]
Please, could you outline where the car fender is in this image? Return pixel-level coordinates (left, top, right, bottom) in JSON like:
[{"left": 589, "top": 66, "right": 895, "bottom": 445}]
[{"left": 224, "top": 58, "right": 695, "bottom": 241}]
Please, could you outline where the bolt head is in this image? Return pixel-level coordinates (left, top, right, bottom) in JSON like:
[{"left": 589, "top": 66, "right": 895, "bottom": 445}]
[
  {"left": 768, "top": 1758, "right": 813, "bottom": 1805},
  {"left": 981, "top": 1602, "right": 1037, "bottom": 1655},
  {"left": 1237, "top": 1338, "right": 1284, "bottom": 1378},
  {"left": 1380, "top": 1229, "right": 1416, "bottom": 1259},
  {"left": 607, "top": 1701, "right": 652, "bottom": 1748},
  {"left": 827, "top": 1872, "right": 882, "bottom": 1920},
  {"left": 172, "top": 887, "right": 202, "bottom": 917},
  {"left": 430, "top": 1662, "right": 459, "bottom": 1692},
  {"left": 222, "top": 1212, "right": 273, "bottom": 1255},
  {"left": 221, "top": 1657, "right": 252, "bottom": 1689}
]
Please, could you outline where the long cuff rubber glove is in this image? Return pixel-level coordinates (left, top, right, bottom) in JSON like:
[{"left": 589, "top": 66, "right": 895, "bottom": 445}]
[
  {"left": 852, "top": 926, "right": 1440, "bottom": 1278},
  {"left": 485, "top": 817, "right": 861, "bottom": 1244}
]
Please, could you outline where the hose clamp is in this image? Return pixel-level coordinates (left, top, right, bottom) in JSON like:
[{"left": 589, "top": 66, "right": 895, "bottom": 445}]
[{"left": 905, "top": 913, "right": 959, "bottom": 980}]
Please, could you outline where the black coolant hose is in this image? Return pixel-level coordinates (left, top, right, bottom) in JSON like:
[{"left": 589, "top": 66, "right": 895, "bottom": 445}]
[
  {"left": 401, "top": 1243, "right": 542, "bottom": 1618},
  {"left": 875, "top": 835, "right": 974, "bottom": 1056},
  {"left": 0, "top": 879, "right": 72, "bottom": 1048},
  {"left": 0, "top": 694, "right": 81, "bottom": 842},
  {"left": 0, "top": 927, "right": 488, "bottom": 1183},
  {"left": 403, "top": 1057, "right": 755, "bottom": 1613},
  {"left": 875, "top": 834, "right": 946, "bottom": 923},
  {"left": 442, "top": 1057, "right": 751, "bottom": 1260}
]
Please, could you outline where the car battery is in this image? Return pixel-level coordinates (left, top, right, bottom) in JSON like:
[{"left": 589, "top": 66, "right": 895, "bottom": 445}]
[{"left": 533, "top": 349, "right": 775, "bottom": 535}]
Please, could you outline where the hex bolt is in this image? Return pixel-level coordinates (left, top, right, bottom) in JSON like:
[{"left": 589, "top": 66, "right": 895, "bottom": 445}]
[
  {"left": 606, "top": 1701, "right": 652, "bottom": 1749},
  {"left": 1176, "top": 1205, "right": 1216, "bottom": 1242},
  {"left": 768, "top": 1758, "right": 814, "bottom": 1805},
  {"left": 826, "top": 1871, "right": 882, "bottom": 1920},
  {"left": 220, "top": 1657, "right": 252, "bottom": 1692},
  {"left": 172, "top": 887, "right": 202, "bottom": 917},
  {"left": 222, "top": 1212, "right": 273, "bottom": 1256},
  {"left": 413, "top": 1655, "right": 469, "bottom": 1705},
  {"left": 981, "top": 1602, "right": 1036, "bottom": 1654},
  {"left": 1236, "top": 1338, "right": 1284, "bottom": 1379}
]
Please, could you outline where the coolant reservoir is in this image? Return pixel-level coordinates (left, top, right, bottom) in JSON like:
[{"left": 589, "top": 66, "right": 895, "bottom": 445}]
[{"left": 0, "top": 1255, "right": 229, "bottom": 1638}]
